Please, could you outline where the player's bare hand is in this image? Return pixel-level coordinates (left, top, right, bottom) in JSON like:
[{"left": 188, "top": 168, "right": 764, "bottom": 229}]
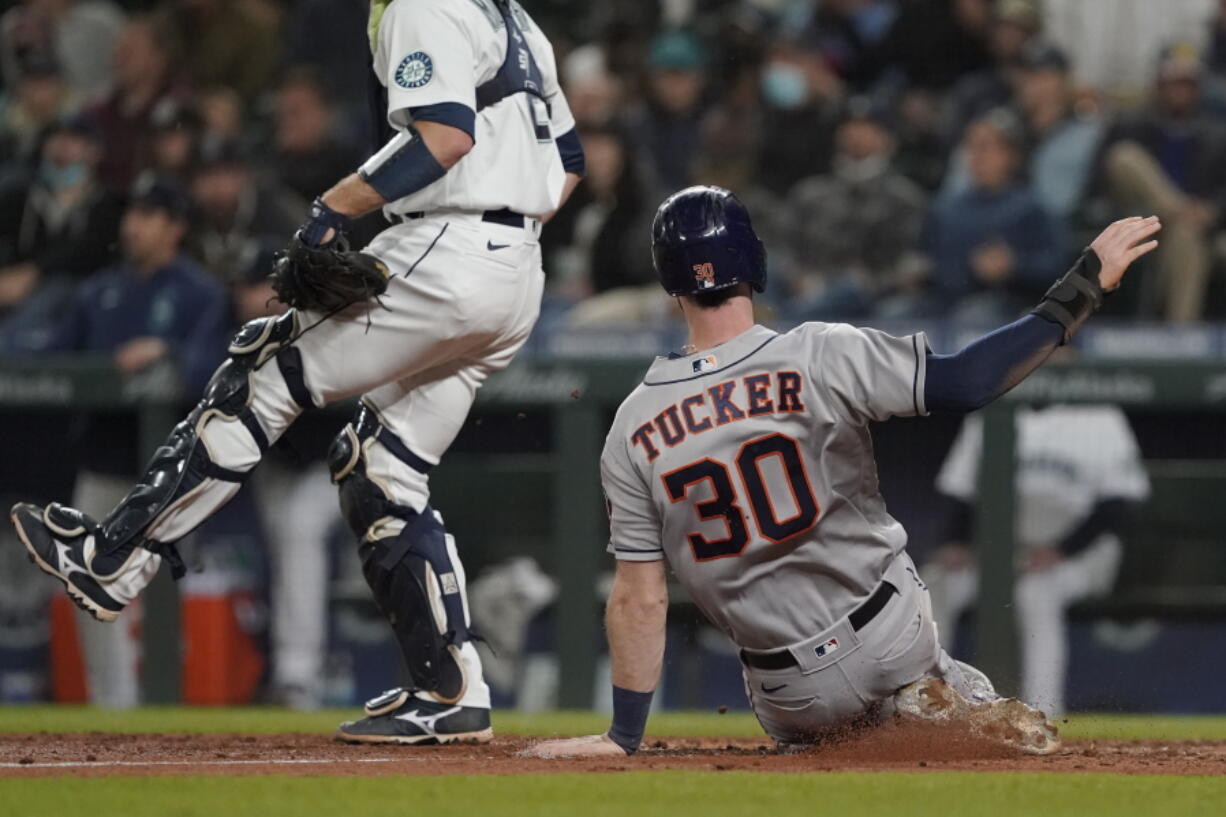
[
  {"left": 1089, "top": 216, "right": 1161, "bottom": 291},
  {"left": 520, "top": 734, "right": 629, "bottom": 759}
]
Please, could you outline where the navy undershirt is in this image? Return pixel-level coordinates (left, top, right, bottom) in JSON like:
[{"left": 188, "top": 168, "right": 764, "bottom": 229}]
[{"left": 924, "top": 313, "right": 1064, "bottom": 414}]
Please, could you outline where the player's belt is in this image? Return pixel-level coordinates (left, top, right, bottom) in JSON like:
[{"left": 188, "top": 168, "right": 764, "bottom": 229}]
[
  {"left": 739, "top": 580, "right": 899, "bottom": 671},
  {"left": 396, "top": 208, "right": 526, "bottom": 228}
]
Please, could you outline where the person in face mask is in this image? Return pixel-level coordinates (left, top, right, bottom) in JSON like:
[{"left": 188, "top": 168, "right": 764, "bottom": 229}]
[
  {"left": 0, "top": 113, "right": 123, "bottom": 351},
  {"left": 784, "top": 97, "right": 929, "bottom": 320},
  {"left": 756, "top": 42, "right": 843, "bottom": 196}
]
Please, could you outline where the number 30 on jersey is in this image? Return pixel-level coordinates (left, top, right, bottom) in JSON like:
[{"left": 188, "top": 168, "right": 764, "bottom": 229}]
[{"left": 662, "top": 433, "right": 819, "bottom": 561}]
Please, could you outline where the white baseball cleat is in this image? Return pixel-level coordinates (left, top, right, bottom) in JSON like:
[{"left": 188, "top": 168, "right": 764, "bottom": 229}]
[{"left": 894, "top": 677, "right": 1062, "bottom": 755}]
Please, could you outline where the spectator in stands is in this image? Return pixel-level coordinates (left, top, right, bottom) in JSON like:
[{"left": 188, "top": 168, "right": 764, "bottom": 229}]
[
  {"left": 283, "top": 0, "right": 369, "bottom": 136},
  {"left": 1101, "top": 43, "right": 1226, "bottom": 321},
  {"left": 800, "top": 0, "right": 898, "bottom": 92},
  {"left": 50, "top": 174, "right": 228, "bottom": 383},
  {"left": 921, "top": 110, "right": 1065, "bottom": 321},
  {"left": 1042, "top": 0, "right": 1216, "bottom": 106},
  {"left": 0, "top": 50, "right": 78, "bottom": 168},
  {"left": 90, "top": 15, "right": 188, "bottom": 189},
  {"left": 147, "top": 102, "right": 203, "bottom": 184},
  {"left": 196, "top": 85, "right": 245, "bottom": 144},
  {"left": 692, "top": 63, "right": 764, "bottom": 194},
  {"left": 542, "top": 125, "right": 650, "bottom": 302},
  {"left": 44, "top": 174, "right": 227, "bottom": 709},
  {"left": 188, "top": 139, "right": 304, "bottom": 283},
  {"left": 268, "top": 68, "right": 363, "bottom": 202},
  {"left": 943, "top": 0, "right": 1044, "bottom": 146},
  {"left": 1015, "top": 43, "right": 1106, "bottom": 221},
  {"left": 881, "top": 0, "right": 993, "bottom": 91},
  {"left": 0, "top": 0, "right": 124, "bottom": 100},
  {"left": 562, "top": 45, "right": 623, "bottom": 130},
  {"left": 945, "top": 43, "right": 1106, "bottom": 221},
  {"left": 0, "top": 114, "right": 122, "bottom": 352},
  {"left": 626, "top": 30, "right": 707, "bottom": 195},
  {"left": 785, "top": 99, "right": 928, "bottom": 320},
  {"left": 755, "top": 39, "right": 843, "bottom": 196},
  {"left": 922, "top": 403, "right": 1150, "bottom": 716},
  {"left": 892, "top": 87, "right": 950, "bottom": 192},
  {"left": 155, "top": 0, "right": 281, "bottom": 108}
]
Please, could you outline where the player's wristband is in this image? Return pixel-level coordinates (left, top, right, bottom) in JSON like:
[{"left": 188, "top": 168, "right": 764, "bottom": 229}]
[
  {"left": 298, "top": 197, "right": 350, "bottom": 248},
  {"left": 1031, "top": 247, "right": 1106, "bottom": 345},
  {"left": 358, "top": 126, "right": 447, "bottom": 203},
  {"left": 607, "top": 685, "right": 653, "bottom": 754}
]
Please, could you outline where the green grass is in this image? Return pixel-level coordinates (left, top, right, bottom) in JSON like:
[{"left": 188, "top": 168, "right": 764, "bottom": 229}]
[
  {"left": 2, "top": 706, "right": 1226, "bottom": 741},
  {"left": 2, "top": 772, "right": 1225, "bottom": 817}
]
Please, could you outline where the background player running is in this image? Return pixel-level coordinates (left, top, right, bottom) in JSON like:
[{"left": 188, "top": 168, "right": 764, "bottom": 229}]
[
  {"left": 10, "top": 0, "right": 583, "bottom": 745},
  {"left": 528, "top": 186, "right": 1161, "bottom": 758}
]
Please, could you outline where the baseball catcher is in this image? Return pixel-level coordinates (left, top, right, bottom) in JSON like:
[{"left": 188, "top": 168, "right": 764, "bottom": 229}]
[{"left": 11, "top": 0, "right": 584, "bottom": 745}]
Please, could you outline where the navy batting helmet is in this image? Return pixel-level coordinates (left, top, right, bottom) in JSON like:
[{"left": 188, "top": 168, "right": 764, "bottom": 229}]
[{"left": 651, "top": 186, "right": 767, "bottom": 297}]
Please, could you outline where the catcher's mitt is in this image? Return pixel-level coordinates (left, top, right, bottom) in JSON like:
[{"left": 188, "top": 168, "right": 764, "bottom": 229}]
[{"left": 270, "top": 237, "right": 392, "bottom": 313}]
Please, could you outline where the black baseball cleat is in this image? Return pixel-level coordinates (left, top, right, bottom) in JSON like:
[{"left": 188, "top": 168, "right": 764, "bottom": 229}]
[
  {"left": 336, "top": 688, "right": 493, "bottom": 745},
  {"left": 9, "top": 502, "right": 126, "bottom": 623}
]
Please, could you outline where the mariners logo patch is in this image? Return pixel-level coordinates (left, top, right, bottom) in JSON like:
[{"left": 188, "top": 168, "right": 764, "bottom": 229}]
[
  {"left": 395, "top": 52, "right": 434, "bottom": 89},
  {"left": 814, "top": 637, "right": 839, "bottom": 659}
]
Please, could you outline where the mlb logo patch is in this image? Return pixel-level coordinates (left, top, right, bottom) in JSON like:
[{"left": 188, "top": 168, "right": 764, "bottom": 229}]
[
  {"left": 814, "top": 637, "right": 839, "bottom": 659},
  {"left": 692, "top": 355, "right": 718, "bottom": 373}
]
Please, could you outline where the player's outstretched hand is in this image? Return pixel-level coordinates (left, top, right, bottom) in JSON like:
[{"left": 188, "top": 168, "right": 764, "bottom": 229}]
[
  {"left": 520, "top": 734, "right": 630, "bottom": 759},
  {"left": 1090, "top": 216, "right": 1162, "bottom": 292}
]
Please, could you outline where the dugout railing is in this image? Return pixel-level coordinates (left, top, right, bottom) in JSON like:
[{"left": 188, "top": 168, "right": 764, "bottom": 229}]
[{"left": 2, "top": 356, "right": 1224, "bottom": 706}]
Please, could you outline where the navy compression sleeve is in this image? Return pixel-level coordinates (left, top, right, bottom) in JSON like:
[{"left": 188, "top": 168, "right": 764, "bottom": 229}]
[
  {"left": 924, "top": 313, "right": 1064, "bottom": 413},
  {"left": 555, "top": 127, "right": 585, "bottom": 175}
]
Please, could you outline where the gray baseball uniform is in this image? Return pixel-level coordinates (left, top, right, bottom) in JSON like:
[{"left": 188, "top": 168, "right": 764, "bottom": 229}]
[{"left": 602, "top": 322, "right": 969, "bottom": 740}]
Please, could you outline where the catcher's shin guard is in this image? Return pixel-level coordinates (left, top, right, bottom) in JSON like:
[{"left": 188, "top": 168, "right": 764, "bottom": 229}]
[
  {"left": 90, "top": 313, "right": 311, "bottom": 581},
  {"left": 329, "top": 406, "right": 473, "bottom": 703}
]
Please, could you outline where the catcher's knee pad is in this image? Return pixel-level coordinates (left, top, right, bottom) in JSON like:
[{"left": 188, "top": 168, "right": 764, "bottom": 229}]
[
  {"left": 329, "top": 412, "right": 470, "bottom": 703},
  {"left": 93, "top": 313, "right": 313, "bottom": 580}
]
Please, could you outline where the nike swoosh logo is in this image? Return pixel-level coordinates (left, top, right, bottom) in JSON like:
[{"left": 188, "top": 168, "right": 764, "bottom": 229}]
[
  {"left": 761, "top": 683, "right": 788, "bottom": 694},
  {"left": 487, "top": 241, "right": 511, "bottom": 251}
]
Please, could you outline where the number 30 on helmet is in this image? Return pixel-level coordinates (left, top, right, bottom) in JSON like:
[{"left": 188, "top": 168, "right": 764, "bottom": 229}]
[{"left": 650, "top": 185, "right": 768, "bottom": 297}]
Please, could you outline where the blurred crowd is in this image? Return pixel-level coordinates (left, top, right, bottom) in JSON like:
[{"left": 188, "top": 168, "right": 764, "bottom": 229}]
[
  {"left": 0, "top": 0, "right": 1217, "bottom": 711},
  {"left": 3, "top": 0, "right": 1226, "bottom": 368}
]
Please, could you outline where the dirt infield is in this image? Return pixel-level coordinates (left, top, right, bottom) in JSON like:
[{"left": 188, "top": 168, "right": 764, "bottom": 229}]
[{"left": 2, "top": 722, "right": 1224, "bottom": 778}]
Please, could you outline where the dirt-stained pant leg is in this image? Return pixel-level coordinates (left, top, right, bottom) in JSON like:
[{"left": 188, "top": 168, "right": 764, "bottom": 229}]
[{"left": 744, "top": 554, "right": 943, "bottom": 743}]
